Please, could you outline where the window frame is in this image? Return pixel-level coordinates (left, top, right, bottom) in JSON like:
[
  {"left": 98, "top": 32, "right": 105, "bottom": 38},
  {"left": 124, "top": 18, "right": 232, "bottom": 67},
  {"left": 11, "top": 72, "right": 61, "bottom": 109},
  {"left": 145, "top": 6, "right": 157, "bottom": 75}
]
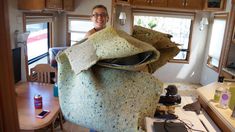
[
  {"left": 206, "top": 12, "right": 229, "bottom": 72},
  {"left": 131, "top": 9, "right": 195, "bottom": 63},
  {"left": 66, "top": 15, "right": 92, "bottom": 46},
  {"left": 23, "top": 12, "right": 53, "bottom": 80}
]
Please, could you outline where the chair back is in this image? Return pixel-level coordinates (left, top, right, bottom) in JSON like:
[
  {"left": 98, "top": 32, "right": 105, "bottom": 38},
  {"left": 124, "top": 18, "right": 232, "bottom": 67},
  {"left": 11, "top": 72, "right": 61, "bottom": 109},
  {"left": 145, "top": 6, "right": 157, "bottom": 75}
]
[{"left": 30, "top": 64, "right": 57, "bottom": 83}]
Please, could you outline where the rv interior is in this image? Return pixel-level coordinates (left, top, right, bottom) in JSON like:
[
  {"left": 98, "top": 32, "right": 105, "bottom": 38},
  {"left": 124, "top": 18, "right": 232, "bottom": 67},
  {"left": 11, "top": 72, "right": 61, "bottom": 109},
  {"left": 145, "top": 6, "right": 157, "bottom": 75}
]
[{"left": 1, "top": 0, "right": 235, "bottom": 131}]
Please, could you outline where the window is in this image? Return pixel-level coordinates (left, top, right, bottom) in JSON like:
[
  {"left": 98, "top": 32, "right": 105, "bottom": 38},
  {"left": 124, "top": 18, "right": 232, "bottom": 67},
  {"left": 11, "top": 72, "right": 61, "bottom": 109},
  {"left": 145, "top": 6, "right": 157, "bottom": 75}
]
[
  {"left": 207, "top": 13, "right": 228, "bottom": 72},
  {"left": 133, "top": 10, "right": 194, "bottom": 62},
  {"left": 26, "top": 23, "right": 49, "bottom": 63},
  {"left": 67, "top": 15, "right": 93, "bottom": 45},
  {"left": 23, "top": 13, "right": 53, "bottom": 76}
]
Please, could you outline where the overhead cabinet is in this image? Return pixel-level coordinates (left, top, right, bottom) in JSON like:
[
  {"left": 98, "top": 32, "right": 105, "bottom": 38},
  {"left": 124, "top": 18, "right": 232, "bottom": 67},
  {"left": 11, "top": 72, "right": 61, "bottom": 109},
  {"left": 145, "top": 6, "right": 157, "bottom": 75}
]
[
  {"left": 167, "top": 0, "right": 203, "bottom": 10},
  {"left": 132, "top": 0, "right": 167, "bottom": 7},
  {"left": 18, "top": 0, "right": 74, "bottom": 11},
  {"left": 204, "top": 0, "right": 226, "bottom": 11},
  {"left": 63, "top": 0, "right": 75, "bottom": 11},
  {"left": 116, "top": 0, "right": 226, "bottom": 11},
  {"left": 46, "top": 0, "right": 62, "bottom": 10}
]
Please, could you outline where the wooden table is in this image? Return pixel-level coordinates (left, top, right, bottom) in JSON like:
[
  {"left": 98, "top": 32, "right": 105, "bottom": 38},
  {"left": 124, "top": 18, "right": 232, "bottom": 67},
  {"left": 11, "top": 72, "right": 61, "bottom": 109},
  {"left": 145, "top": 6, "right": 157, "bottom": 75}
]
[
  {"left": 146, "top": 96, "right": 208, "bottom": 132},
  {"left": 16, "top": 82, "right": 60, "bottom": 130},
  {"left": 197, "top": 82, "right": 235, "bottom": 132}
]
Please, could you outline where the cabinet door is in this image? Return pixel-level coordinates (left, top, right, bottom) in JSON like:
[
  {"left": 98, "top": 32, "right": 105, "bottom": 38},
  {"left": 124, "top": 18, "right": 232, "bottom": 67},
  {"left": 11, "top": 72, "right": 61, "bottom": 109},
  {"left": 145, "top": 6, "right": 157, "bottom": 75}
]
[
  {"left": 46, "top": 0, "right": 63, "bottom": 9},
  {"left": 18, "top": 0, "right": 45, "bottom": 10},
  {"left": 185, "top": 0, "right": 203, "bottom": 10},
  {"left": 168, "top": 0, "right": 185, "bottom": 9},
  {"left": 63, "top": 0, "right": 74, "bottom": 11},
  {"left": 204, "top": 0, "right": 225, "bottom": 11},
  {"left": 152, "top": 0, "right": 167, "bottom": 7},
  {"left": 116, "top": 0, "right": 130, "bottom": 4},
  {"left": 132, "top": 0, "right": 150, "bottom": 6}
]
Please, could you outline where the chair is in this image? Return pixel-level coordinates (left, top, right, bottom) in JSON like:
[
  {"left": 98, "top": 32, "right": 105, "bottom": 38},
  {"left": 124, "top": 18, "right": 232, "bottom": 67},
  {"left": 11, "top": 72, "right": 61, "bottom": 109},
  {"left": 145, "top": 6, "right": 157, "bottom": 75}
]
[
  {"left": 30, "top": 64, "right": 57, "bottom": 83},
  {"left": 30, "top": 64, "right": 63, "bottom": 130}
]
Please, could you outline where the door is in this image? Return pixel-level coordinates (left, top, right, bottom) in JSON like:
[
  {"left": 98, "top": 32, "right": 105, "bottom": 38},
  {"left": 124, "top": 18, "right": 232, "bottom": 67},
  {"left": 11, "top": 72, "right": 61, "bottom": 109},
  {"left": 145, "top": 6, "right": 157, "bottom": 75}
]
[
  {"left": 23, "top": 13, "right": 53, "bottom": 79},
  {"left": 0, "top": 0, "right": 19, "bottom": 131}
]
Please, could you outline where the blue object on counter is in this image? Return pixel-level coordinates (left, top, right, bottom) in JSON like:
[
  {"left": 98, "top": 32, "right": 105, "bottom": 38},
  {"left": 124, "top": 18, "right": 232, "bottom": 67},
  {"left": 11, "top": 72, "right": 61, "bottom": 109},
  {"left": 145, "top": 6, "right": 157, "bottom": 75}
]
[{"left": 53, "top": 83, "right": 58, "bottom": 97}]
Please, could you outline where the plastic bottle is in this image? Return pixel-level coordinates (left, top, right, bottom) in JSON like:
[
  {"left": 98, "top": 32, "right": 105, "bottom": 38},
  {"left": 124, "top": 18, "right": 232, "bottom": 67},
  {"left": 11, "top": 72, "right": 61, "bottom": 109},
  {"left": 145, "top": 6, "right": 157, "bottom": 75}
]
[
  {"left": 53, "top": 83, "right": 58, "bottom": 97},
  {"left": 214, "top": 87, "right": 223, "bottom": 102},
  {"left": 219, "top": 88, "right": 231, "bottom": 109}
]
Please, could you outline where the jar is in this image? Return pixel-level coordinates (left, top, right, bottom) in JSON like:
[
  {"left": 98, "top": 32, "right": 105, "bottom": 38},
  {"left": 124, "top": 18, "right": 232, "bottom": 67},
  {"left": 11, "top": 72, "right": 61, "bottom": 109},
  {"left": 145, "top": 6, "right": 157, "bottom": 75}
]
[{"left": 214, "top": 87, "right": 223, "bottom": 102}]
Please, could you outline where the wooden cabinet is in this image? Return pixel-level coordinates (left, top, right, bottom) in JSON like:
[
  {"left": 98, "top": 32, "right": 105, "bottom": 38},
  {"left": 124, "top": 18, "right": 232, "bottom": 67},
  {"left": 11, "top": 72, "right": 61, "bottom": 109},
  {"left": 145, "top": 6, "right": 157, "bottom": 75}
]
[
  {"left": 132, "top": 0, "right": 167, "bottom": 7},
  {"left": 18, "top": 0, "right": 45, "bottom": 10},
  {"left": 63, "top": 0, "right": 74, "bottom": 11},
  {"left": 115, "top": 0, "right": 131, "bottom": 6},
  {"left": 18, "top": 0, "right": 74, "bottom": 11},
  {"left": 152, "top": 0, "right": 168, "bottom": 7},
  {"left": 46, "top": 0, "right": 62, "bottom": 10},
  {"left": 232, "top": 26, "right": 235, "bottom": 44},
  {"left": 116, "top": 0, "right": 131, "bottom": 4},
  {"left": 204, "top": 0, "right": 226, "bottom": 11},
  {"left": 219, "top": 4, "right": 235, "bottom": 79},
  {"left": 167, "top": 0, "right": 184, "bottom": 8},
  {"left": 168, "top": 0, "right": 203, "bottom": 10},
  {"left": 221, "top": 70, "right": 235, "bottom": 79}
]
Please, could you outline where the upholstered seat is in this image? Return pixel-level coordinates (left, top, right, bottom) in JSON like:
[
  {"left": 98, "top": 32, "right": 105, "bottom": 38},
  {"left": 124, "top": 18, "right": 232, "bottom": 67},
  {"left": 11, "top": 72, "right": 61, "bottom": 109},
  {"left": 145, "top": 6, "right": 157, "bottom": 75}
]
[{"left": 49, "top": 47, "right": 67, "bottom": 68}]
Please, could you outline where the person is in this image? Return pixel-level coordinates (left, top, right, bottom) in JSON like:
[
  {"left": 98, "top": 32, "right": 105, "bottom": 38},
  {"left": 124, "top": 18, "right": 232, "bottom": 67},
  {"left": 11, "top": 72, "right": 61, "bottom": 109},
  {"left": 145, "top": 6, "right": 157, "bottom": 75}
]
[{"left": 84, "top": 5, "right": 109, "bottom": 38}]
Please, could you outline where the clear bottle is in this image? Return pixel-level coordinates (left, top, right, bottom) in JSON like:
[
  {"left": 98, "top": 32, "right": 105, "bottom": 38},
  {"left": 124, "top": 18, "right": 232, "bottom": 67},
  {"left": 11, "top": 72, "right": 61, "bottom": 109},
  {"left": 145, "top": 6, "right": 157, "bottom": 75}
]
[
  {"left": 214, "top": 86, "right": 223, "bottom": 102},
  {"left": 215, "top": 77, "right": 224, "bottom": 102}
]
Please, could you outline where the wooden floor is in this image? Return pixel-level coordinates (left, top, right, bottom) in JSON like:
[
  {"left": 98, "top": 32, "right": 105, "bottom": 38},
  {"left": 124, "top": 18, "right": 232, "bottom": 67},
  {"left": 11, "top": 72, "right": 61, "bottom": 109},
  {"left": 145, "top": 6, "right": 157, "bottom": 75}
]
[{"left": 54, "top": 121, "right": 89, "bottom": 132}]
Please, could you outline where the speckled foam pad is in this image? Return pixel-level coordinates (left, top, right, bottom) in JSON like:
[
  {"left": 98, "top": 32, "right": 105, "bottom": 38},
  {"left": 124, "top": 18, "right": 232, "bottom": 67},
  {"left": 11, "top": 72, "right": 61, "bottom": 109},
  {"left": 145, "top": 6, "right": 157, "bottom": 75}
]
[
  {"left": 56, "top": 27, "right": 165, "bottom": 131},
  {"left": 61, "top": 26, "right": 160, "bottom": 75},
  {"left": 147, "top": 47, "right": 180, "bottom": 73},
  {"left": 131, "top": 26, "right": 180, "bottom": 73},
  {"left": 132, "top": 25, "right": 176, "bottom": 50},
  {"left": 57, "top": 53, "right": 163, "bottom": 131}
]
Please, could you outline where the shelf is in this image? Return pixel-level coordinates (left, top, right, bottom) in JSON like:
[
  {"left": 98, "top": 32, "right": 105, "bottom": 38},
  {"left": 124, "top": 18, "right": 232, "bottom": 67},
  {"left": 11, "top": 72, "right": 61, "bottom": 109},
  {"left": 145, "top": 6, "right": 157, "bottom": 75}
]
[{"left": 223, "top": 68, "right": 235, "bottom": 77}]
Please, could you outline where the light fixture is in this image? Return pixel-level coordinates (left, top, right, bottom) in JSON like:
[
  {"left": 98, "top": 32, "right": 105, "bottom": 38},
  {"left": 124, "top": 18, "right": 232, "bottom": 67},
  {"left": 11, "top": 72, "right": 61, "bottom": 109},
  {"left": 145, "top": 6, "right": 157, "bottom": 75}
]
[
  {"left": 14, "top": 30, "right": 30, "bottom": 47},
  {"left": 199, "top": 17, "right": 209, "bottom": 31},
  {"left": 119, "top": 11, "right": 126, "bottom": 25}
]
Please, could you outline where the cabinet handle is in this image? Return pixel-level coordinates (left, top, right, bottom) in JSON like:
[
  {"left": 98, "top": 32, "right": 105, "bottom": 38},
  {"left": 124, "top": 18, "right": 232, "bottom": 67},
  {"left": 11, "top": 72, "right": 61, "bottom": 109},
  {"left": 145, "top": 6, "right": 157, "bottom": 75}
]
[
  {"left": 182, "top": 0, "right": 185, "bottom": 6},
  {"left": 185, "top": 0, "right": 188, "bottom": 6},
  {"left": 151, "top": 0, "right": 154, "bottom": 4}
]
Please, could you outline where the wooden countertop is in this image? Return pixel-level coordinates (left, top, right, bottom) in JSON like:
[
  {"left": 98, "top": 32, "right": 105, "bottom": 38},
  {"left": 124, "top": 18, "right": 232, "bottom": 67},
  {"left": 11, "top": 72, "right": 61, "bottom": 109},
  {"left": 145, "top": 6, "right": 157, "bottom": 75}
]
[
  {"left": 197, "top": 82, "right": 235, "bottom": 131},
  {"left": 15, "top": 82, "right": 60, "bottom": 130},
  {"left": 146, "top": 96, "right": 208, "bottom": 132}
]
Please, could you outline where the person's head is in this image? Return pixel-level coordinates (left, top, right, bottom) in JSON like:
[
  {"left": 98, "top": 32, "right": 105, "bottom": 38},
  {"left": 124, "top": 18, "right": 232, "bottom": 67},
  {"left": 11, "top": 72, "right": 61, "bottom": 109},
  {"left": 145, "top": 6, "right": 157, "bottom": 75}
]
[{"left": 91, "top": 5, "right": 109, "bottom": 30}]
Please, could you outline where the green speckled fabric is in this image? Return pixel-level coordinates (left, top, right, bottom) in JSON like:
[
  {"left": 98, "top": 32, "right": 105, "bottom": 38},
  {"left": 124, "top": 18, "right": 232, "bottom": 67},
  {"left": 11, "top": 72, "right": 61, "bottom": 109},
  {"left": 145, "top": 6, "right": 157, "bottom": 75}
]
[
  {"left": 55, "top": 27, "right": 175, "bottom": 131},
  {"left": 132, "top": 26, "right": 180, "bottom": 73},
  {"left": 61, "top": 27, "right": 160, "bottom": 75},
  {"left": 57, "top": 53, "right": 162, "bottom": 131}
]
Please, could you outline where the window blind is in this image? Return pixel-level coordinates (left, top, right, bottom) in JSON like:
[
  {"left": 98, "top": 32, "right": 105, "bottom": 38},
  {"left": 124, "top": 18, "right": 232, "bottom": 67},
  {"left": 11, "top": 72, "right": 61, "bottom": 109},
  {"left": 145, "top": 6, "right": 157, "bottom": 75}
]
[{"left": 208, "top": 19, "right": 226, "bottom": 60}]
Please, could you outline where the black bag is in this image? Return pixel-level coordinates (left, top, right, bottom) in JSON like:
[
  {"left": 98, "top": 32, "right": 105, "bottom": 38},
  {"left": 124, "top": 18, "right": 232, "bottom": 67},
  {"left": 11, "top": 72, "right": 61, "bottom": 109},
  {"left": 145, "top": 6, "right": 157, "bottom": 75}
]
[{"left": 152, "top": 122, "right": 188, "bottom": 132}]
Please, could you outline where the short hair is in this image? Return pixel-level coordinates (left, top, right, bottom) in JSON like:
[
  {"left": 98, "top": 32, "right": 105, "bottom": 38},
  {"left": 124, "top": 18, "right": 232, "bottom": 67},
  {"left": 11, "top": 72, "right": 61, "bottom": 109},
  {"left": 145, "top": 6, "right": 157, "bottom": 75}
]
[{"left": 92, "top": 5, "right": 108, "bottom": 14}]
